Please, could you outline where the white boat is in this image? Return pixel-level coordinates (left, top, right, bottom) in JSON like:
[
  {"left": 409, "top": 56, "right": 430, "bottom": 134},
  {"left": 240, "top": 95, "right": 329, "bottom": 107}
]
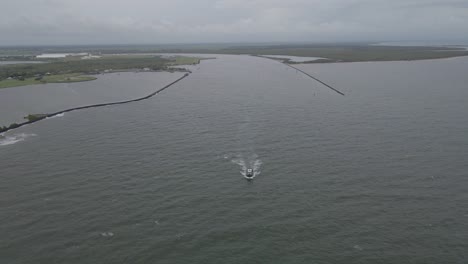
[{"left": 245, "top": 169, "right": 254, "bottom": 179}]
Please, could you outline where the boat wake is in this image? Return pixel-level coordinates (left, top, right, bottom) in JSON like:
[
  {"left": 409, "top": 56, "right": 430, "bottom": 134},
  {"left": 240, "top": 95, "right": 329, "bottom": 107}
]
[
  {"left": 229, "top": 154, "right": 263, "bottom": 179},
  {"left": 0, "top": 133, "right": 37, "bottom": 146}
]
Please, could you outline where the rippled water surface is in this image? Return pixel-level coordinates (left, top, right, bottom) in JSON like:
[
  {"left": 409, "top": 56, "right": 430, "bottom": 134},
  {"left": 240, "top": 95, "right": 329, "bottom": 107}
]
[{"left": 1, "top": 55, "right": 468, "bottom": 263}]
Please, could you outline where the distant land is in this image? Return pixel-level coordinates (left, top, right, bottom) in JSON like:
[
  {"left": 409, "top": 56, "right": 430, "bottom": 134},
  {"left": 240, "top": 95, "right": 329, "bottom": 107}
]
[
  {"left": 1, "top": 42, "right": 468, "bottom": 89},
  {"left": 1, "top": 43, "right": 468, "bottom": 64},
  {"left": 0, "top": 54, "right": 202, "bottom": 89}
]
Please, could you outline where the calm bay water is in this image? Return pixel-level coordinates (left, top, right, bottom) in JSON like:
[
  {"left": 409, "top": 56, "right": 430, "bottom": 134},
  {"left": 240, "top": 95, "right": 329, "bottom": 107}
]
[{"left": 1, "top": 55, "right": 468, "bottom": 263}]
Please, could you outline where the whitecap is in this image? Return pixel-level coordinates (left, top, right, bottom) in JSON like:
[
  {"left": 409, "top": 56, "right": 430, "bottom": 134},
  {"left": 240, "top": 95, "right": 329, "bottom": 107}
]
[
  {"left": 46, "top": 113, "right": 65, "bottom": 119},
  {"left": 101, "top": 232, "right": 114, "bottom": 237},
  {"left": 353, "top": 245, "right": 363, "bottom": 251},
  {"left": 0, "top": 133, "right": 37, "bottom": 146}
]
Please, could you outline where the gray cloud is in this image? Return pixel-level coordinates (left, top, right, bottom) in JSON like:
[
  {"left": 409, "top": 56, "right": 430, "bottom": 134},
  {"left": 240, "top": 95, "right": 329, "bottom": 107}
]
[{"left": 1, "top": 0, "right": 468, "bottom": 45}]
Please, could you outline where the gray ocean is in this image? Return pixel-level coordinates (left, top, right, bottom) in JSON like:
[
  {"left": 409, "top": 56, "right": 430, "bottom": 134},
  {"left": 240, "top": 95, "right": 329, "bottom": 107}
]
[{"left": 1, "top": 55, "right": 468, "bottom": 263}]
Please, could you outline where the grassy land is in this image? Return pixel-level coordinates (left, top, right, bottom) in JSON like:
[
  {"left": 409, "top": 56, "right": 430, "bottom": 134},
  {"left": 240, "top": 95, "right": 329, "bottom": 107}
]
[
  {"left": 104, "top": 55, "right": 202, "bottom": 65},
  {"left": 1, "top": 43, "right": 467, "bottom": 88},
  {"left": 3, "top": 43, "right": 467, "bottom": 62},
  {"left": 3, "top": 43, "right": 467, "bottom": 64},
  {"left": 168, "top": 56, "right": 201, "bottom": 65},
  {"left": 219, "top": 45, "right": 468, "bottom": 62},
  {"left": 0, "top": 56, "right": 161, "bottom": 81},
  {"left": 102, "top": 54, "right": 202, "bottom": 65},
  {"left": 0, "top": 74, "right": 97, "bottom": 89},
  {"left": 0, "top": 54, "right": 202, "bottom": 88},
  {"left": 24, "top": 114, "right": 47, "bottom": 122}
]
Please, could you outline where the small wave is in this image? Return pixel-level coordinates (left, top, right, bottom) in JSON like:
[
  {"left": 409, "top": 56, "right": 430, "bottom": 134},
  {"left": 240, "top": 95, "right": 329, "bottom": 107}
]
[
  {"left": 100, "top": 232, "right": 114, "bottom": 237},
  {"left": 0, "top": 133, "right": 37, "bottom": 146},
  {"left": 353, "top": 245, "right": 363, "bottom": 251},
  {"left": 46, "top": 113, "right": 65, "bottom": 119},
  {"left": 230, "top": 154, "right": 262, "bottom": 179}
]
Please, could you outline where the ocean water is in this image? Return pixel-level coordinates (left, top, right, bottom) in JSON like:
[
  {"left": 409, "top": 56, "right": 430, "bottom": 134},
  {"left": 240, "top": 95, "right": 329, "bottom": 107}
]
[
  {"left": 262, "top": 55, "right": 325, "bottom": 62},
  {"left": 1, "top": 55, "right": 468, "bottom": 263}
]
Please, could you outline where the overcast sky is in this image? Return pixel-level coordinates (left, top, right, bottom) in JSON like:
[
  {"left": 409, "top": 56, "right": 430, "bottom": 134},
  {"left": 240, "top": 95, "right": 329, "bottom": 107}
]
[{"left": 2, "top": 0, "right": 468, "bottom": 45}]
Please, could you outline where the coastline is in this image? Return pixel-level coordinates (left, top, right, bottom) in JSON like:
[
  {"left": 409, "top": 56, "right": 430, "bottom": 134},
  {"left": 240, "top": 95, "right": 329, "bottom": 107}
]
[
  {"left": 0, "top": 72, "right": 190, "bottom": 134},
  {"left": 0, "top": 54, "right": 200, "bottom": 89}
]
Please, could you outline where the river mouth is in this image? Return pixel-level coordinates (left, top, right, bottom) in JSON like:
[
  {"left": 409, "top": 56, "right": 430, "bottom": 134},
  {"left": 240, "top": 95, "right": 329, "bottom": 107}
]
[{"left": 1, "top": 55, "right": 468, "bottom": 263}]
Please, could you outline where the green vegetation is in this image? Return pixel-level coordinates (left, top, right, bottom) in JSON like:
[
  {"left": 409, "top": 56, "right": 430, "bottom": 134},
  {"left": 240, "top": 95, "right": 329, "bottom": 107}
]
[
  {"left": 1, "top": 43, "right": 467, "bottom": 88},
  {"left": 0, "top": 44, "right": 233, "bottom": 56},
  {"left": 24, "top": 114, "right": 48, "bottom": 122},
  {"left": 3, "top": 43, "right": 467, "bottom": 63},
  {"left": 42, "top": 73, "right": 96, "bottom": 83},
  {"left": 221, "top": 45, "right": 468, "bottom": 63},
  {"left": 168, "top": 56, "right": 201, "bottom": 65},
  {"left": 0, "top": 54, "right": 201, "bottom": 88},
  {"left": 0, "top": 55, "right": 169, "bottom": 80},
  {"left": 0, "top": 78, "right": 41, "bottom": 88},
  {"left": 0, "top": 74, "right": 97, "bottom": 89}
]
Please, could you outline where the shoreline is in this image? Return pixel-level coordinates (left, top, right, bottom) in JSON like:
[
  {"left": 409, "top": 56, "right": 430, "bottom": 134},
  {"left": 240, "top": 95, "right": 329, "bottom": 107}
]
[
  {"left": 0, "top": 54, "right": 200, "bottom": 89},
  {"left": 255, "top": 53, "right": 468, "bottom": 64},
  {"left": 0, "top": 72, "right": 190, "bottom": 134},
  {"left": 0, "top": 68, "right": 191, "bottom": 89}
]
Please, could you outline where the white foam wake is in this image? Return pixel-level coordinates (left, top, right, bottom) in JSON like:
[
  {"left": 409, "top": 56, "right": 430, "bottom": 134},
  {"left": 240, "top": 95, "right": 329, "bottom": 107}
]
[
  {"left": 0, "top": 133, "right": 37, "bottom": 146},
  {"left": 46, "top": 113, "right": 65, "bottom": 119},
  {"left": 230, "top": 153, "right": 262, "bottom": 179}
]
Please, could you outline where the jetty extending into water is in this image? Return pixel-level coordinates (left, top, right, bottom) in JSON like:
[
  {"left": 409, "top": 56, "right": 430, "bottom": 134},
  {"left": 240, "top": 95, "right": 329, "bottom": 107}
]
[
  {"left": 284, "top": 64, "right": 345, "bottom": 96},
  {"left": 0, "top": 73, "right": 190, "bottom": 134},
  {"left": 256, "top": 55, "right": 345, "bottom": 96}
]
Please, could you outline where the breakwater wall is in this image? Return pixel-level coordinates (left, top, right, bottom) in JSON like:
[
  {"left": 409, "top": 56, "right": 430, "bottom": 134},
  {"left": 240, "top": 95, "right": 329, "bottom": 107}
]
[
  {"left": 285, "top": 64, "right": 345, "bottom": 96},
  {"left": 256, "top": 55, "right": 345, "bottom": 96},
  {"left": 0, "top": 73, "right": 190, "bottom": 134}
]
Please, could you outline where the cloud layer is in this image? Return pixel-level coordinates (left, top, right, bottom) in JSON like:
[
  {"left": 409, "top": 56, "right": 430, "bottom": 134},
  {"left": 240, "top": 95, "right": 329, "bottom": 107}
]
[{"left": 2, "top": 0, "right": 468, "bottom": 45}]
